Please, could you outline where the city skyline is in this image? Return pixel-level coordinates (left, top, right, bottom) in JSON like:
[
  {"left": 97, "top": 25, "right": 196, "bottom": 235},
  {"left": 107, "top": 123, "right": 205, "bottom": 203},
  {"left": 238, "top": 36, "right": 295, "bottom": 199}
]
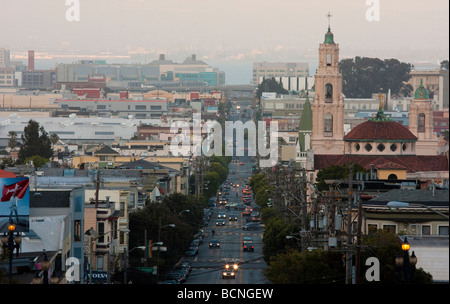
[{"left": 1, "top": 0, "right": 448, "bottom": 84}]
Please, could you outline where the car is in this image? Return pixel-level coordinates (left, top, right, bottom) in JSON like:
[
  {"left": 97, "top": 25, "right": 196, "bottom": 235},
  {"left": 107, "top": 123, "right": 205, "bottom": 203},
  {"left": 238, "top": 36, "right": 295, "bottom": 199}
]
[
  {"left": 175, "top": 260, "right": 192, "bottom": 274},
  {"left": 171, "top": 270, "right": 187, "bottom": 283},
  {"left": 225, "top": 261, "right": 239, "bottom": 272},
  {"left": 222, "top": 268, "right": 236, "bottom": 279},
  {"left": 219, "top": 199, "right": 228, "bottom": 205},
  {"left": 184, "top": 249, "right": 197, "bottom": 257},
  {"left": 161, "top": 279, "right": 180, "bottom": 284},
  {"left": 216, "top": 219, "right": 226, "bottom": 226},
  {"left": 228, "top": 214, "right": 238, "bottom": 221},
  {"left": 243, "top": 240, "right": 254, "bottom": 252},
  {"left": 209, "top": 239, "right": 220, "bottom": 249},
  {"left": 242, "top": 222, "right": 260, "bottom": 231},
  {"left": 243, "top": 237, "right": 253, "bottom": 245},
  {"left": 240, "top": 162, "right": 245, "bottom": 165},
  {"left": 165, "top": 272, "right": 183, "bottom": 284},
  {"left": 217, "top": 213, "right": 226, "bottom": 219}
]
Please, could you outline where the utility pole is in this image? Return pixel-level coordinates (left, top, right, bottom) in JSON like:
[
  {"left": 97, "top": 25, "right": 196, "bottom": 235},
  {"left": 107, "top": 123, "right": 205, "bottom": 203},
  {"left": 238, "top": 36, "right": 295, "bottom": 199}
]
[
  {"left": 355, "top": 195, "right": 363, "bottom": 284},
  {"left": 345, "top": 164, "right": 354, "bottom": 284}
]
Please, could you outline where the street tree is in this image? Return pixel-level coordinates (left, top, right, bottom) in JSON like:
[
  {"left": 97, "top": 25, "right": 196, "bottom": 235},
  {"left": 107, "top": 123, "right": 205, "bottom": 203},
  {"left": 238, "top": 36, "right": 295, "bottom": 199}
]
[{"left": 17, "top": 120, "right": 53, "bottom": 164}]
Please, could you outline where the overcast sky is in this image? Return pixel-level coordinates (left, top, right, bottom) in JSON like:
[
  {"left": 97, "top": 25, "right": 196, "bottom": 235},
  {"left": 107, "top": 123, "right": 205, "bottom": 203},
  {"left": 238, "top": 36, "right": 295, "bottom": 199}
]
[{"left": 1, "top": 0, "right": 448, "bottom": 66}]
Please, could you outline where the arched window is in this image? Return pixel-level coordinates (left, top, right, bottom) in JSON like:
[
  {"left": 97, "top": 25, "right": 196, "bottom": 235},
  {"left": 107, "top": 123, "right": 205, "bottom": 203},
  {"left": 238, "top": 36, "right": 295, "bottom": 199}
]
[
  {"left": 418, "top": 113, "right": 425, "bottom": 133},
  {"left": 326, "top": 54, "right": 332, "bottom": 66},
  {"left": 324, "top": 113, "right": 333, "bottom": 137},
  {"left": 388, "top": 174, "right": 398, "bottom": 180},
  {"left": 325, "top": 83, "right": 333, "bottom": 102}
]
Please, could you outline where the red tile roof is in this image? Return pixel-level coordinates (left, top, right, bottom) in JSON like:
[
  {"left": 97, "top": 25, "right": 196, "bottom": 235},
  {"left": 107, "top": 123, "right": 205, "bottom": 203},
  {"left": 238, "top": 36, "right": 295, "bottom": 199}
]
[
  {"left": 314, "top": 154, "right": 449, "bottom": 173},
  {"left": 344, "top": 120, "right": 417, "bottom": 142}
]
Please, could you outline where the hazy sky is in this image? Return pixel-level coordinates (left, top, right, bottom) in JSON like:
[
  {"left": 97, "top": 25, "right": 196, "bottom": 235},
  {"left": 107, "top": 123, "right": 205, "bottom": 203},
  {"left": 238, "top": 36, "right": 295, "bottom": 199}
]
[{"left": 1, "top": 0, "right": 448, "bottom": 66}]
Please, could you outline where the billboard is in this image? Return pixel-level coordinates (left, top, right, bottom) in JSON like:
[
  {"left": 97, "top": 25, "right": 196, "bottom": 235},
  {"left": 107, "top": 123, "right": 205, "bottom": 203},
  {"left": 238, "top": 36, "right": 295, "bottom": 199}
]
[{"left": 0, "top": 177, "right": 30, "bottom": 233}]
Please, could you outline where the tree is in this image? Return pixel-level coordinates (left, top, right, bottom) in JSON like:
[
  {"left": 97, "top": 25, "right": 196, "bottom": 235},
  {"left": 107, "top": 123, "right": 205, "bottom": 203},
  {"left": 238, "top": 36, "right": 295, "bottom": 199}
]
[
  {"left": 266, "top": 249, "right": 344, "bottom": 284},
  {"left": 7, "top": 131, "right": 17, "bottom": 149},
  {"left": 440, "top": 60, "right": 449, "bottom": 70},
  {"left": 17, "top": 120, "right": 53, "bottom": 164},
  {"left": 340, "top": 57, "right": 412, "bottom": 98},
  {"left": 315, "top": 163, "right": 368, "bottom": 192},
  {"left": 256, "top": 77, "right": 289, "bottom": 100},
  {"left": 49, "top": 133, "right": 60, "bottom": 146}
]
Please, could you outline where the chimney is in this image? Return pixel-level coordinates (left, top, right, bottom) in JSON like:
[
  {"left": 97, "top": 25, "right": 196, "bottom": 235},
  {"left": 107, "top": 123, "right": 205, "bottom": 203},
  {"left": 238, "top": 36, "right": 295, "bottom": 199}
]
[
  {"left": 159, "top": 54, "right": 165, "bottom": 61},
  {"left": 28, "top": 50, "right": 35, "bottom": 71}
]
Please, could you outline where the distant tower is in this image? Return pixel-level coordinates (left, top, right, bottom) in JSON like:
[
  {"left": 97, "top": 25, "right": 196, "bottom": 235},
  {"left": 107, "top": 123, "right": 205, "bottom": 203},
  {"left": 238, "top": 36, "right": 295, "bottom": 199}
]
[
  {"left": 409, "top": 80, "right": 439, "bottom": 155},
  {"left": 28, "top": 50, "right": 35, "bottom": 71},
  {"left": 310, "top": 13, "right": 345, "bottom": 154}
]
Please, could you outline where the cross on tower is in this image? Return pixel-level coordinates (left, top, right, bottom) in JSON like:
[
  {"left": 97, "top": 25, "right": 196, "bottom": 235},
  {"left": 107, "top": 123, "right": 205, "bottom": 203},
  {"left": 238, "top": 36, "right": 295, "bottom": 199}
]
[{"left": 326, "top": 12, "right": 333, "bottom": 28}]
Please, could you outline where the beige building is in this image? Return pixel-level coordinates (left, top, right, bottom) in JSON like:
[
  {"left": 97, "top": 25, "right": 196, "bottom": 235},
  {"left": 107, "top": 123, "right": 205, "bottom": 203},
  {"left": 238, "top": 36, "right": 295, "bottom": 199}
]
[
  {"left": 409, "top": 69, "right": 449, "bottom": 110},
  {"left": 253, "top": 61, "right": 309, "bottom": 85}
]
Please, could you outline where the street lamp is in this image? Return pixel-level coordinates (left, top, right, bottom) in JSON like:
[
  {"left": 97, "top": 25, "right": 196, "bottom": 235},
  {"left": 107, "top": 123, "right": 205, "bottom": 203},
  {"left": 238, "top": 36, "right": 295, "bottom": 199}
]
[
  {"left": 387, "top": 201, "right": 449, "bottom": 220},
  {"left": 395, "top": 237, "right": 418, "bottom": 283},
  {"left": 1, "top": 221, "right": 22, "bottom": 284}
]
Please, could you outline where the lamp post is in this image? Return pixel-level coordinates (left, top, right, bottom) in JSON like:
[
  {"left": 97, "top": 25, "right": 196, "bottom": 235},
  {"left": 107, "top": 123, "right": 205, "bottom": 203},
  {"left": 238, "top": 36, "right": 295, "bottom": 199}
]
[
  {"left": 156, "top": 219, "right": 175, "bottom": 279},
  {"left": 1, "top": 221, "right": 22, "bottom": 284},
  {"left": 395, "top": 237, "right": 418, "bottom": 284}
]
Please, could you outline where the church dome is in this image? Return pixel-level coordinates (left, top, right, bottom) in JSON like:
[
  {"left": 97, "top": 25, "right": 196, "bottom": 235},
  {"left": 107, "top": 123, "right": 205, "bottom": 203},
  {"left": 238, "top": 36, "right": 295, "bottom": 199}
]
[
  {"left": 344, "top": 110, "right": 417, "bottom": 143},
  {"left": 414, "top": 80, "right": 430, "bottom": 99},
  {"left": 324, "top": 26, "right": 335, "bottom": 44}
]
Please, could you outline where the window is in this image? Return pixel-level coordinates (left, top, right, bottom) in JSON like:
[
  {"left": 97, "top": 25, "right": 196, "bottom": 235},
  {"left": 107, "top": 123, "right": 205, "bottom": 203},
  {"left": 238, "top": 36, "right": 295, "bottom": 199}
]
[
  {"left": 388, "top": 174, "right": 397, "bottom": 180},
  {"left": 438, "top": 226, "right": 449, "bottom": 236},
  {"left": 324, "top": 113, "right": 333, "bottom": 137},
  {"left": 422, "top": 225, "right": 431, "bottom": 235},
  {"left": 368, "top": 224, "right": 378, "bottom": 234},
  {"left": 325, "top": 83, "right": 333, "bottom": 101},
  {"left": 326, "top": 54, "right": 332, "bottom": 66},
  {"left": 365, "top": 143, "right": 373, "bottom": 152},
  {"left": 355, "top": 143, "right": 360, "bottom": 152},
  {"left": 97, "top": 222, "right": 105, "bottom": 243},
  {"left": 135, "top": 105, "right": 146, "bottom": 110},
  {"left": 96, "top": 256, "right": 104, "bottom": 271},
  {"left": 390, "top": 144, "right": 397, "bottom": 152},
  {"left": 74, "top": 220, "right": 82, "bottom": 242},
  {"left": 418, "top": 113, "right": 425, "bottom": 133},
  {"left": 97, "top": 105, "right": 106, "bottom": 110},
  {"left": 383, "top": 225, "right": 396, "bottom": 233},
  {"left": 377, "top": 143, "right": 385, "bottom": 152},
  {"left": 151, "top": 105, "right": 162, "bottom": 110}
]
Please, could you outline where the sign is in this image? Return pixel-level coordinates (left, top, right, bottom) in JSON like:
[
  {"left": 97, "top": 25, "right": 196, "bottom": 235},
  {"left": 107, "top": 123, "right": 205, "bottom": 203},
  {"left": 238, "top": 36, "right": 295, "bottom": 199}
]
[
  {"left": 85, "top": 271, "right": 108, "bottom": 283},
  {"left": 0, "top": 177, "right": 30, "bottom": 233}
]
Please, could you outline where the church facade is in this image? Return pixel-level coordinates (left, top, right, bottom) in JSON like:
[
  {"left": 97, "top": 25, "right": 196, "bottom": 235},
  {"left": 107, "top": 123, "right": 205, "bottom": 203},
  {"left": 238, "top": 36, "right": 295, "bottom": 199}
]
[{"left": 300, "top": 25, "right": 448, "bottom": 183}]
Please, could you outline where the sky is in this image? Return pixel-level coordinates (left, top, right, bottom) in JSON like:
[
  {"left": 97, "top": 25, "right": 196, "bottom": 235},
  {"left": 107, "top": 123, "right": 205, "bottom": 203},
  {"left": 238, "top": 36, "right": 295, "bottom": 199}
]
[{"left": 0, "top": 0, "right": 448, "bottom": 83}]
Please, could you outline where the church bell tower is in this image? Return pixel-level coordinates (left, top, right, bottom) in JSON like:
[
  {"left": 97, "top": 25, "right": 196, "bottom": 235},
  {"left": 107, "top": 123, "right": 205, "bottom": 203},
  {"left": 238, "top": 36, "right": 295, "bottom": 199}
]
[{"left": 311, "top": 13, "right": 345, "bottom": 154}]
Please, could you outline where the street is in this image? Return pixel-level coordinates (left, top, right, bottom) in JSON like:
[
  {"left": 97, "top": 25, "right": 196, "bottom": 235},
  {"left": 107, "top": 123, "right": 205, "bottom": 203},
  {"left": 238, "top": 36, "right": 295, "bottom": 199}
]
[{"left": 184, "top": 100, "right": 270, "bottom": 284}]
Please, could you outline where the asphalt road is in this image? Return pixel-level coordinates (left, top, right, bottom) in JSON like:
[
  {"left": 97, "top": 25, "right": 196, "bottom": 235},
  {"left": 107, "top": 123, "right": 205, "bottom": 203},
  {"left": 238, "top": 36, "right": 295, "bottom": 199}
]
[{"left": 184, "top": 101, "right": 270, "bottom": 284}]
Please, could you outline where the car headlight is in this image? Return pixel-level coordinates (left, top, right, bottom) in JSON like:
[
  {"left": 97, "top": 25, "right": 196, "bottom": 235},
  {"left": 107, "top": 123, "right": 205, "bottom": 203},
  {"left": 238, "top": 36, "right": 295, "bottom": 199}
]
[
  {"left": 233, "top": 265, "right": 238, "bottom": 270},
  {"left": 231, "top": 272, "right": 235, "bottom": 276},
  {"left": 223, "top": 272, "right": 227, "bottom": 276}
]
